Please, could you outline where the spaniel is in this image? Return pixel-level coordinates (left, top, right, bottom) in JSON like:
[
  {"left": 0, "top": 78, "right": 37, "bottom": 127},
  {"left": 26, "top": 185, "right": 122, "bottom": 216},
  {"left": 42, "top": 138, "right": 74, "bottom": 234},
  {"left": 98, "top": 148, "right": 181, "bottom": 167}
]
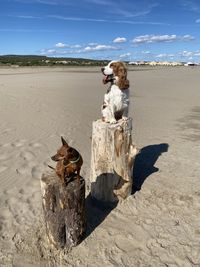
[{"left": 101, "top": 61, "right": 129, "bottom": 123}]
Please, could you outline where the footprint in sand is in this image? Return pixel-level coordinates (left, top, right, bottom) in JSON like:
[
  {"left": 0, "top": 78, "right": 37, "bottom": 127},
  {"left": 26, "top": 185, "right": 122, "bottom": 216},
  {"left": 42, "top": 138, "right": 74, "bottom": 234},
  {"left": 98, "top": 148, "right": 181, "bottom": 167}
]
[
  {"left": 2, "top": 143, "right": 12, "bottom": 148},
  {"left": 0, "top": 207, "right": 11, "bottom": 220},
  {"left": 0, "top": 166, "right": 8, "bottom": 173},
  {"left": 0, "top": 154, "right": 9, "bottom": 161},
  {"left": 20, "top": 151, "right": 36, "bottom": 161},
  {"left": 29, "top": 142, "right": 42, "bottom": 148},
  {"left": 12, "top": 139, "right": 27, "bottom": 147},
  {"left": 2, "top": 128, "right": 13, "bottom": 134},
  {"left": 16, "top": 164, "right": 30, "bottom": 175},
  {"left": 31, "top": 165, "right": 44, "bottom": 179}
]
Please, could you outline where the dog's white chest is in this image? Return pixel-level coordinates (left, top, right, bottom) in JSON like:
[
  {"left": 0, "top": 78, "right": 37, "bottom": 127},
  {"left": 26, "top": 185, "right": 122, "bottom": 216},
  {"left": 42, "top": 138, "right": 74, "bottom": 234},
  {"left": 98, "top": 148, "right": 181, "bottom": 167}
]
[{"left": 110, "top": 85, "right": 129, "bottom": 106}]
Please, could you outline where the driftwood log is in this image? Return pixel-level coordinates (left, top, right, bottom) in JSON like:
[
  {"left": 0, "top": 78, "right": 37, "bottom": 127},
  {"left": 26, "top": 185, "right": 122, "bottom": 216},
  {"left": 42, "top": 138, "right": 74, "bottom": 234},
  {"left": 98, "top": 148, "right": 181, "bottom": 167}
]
[
  {"left": 40, "top": 171, "right": 85, "bottom": 249},
  {"left": 90, "top": 118, "right": 138, "bottom": 203}
]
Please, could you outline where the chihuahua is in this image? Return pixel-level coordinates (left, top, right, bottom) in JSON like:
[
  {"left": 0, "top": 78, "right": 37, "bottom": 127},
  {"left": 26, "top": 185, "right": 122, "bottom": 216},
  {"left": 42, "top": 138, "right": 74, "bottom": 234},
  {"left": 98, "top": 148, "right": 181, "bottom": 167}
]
[{"left": 50, "top": 137, "right": 83, "bottom": 184}]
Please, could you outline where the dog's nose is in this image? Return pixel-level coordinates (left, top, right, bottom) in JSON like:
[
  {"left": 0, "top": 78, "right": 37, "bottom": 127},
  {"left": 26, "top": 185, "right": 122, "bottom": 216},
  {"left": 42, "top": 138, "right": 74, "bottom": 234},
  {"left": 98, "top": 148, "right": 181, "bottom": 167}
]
[
  {"left": 51, "top": 155, "right": 58, "bottom": 161},
  {"left": 101, "top": 67, "right": 105, "bottom": 73}
]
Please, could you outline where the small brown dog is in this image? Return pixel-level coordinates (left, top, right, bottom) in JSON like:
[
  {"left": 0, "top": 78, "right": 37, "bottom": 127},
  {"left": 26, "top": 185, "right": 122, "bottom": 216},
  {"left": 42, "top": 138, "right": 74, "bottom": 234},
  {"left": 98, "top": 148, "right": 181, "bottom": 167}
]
[{"left": 50, "top": 137, "right": 83, "bottom": 184}]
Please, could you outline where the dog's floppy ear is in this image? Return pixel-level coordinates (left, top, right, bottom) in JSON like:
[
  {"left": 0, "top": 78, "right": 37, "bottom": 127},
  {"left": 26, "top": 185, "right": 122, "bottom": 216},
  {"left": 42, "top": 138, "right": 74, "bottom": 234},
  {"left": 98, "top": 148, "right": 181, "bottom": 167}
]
[
  {"left": 117, "top": 64, "right": 129, "bottom": 90},
  {"left": 61, "top": 136, "right": 69, "bottom": 147}
]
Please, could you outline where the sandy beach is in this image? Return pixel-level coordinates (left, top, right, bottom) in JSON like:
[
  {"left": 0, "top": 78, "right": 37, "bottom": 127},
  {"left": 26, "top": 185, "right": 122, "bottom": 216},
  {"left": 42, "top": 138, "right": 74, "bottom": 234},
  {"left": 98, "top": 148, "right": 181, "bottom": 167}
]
[{"left": 0, "top": 66, "right": 200, "bottom": 267}]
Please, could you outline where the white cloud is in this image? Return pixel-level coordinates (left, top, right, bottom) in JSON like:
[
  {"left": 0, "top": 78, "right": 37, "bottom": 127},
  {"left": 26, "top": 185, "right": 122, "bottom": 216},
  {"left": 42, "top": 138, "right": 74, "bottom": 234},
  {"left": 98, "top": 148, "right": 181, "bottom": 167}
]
[
  {"left": 40, "top": 43, "right": 121, "bottom": 56},
  {"left": 181, "top": 51, "right": 193, "bottom": 57},
  {"left": 132, "top": 34, "right": 176, "bottom": 44},
  {"left": 179, "top": 50, "right": 200, "bottom": 57},
  {"left": 113, "top": 37, "right": 127, "bottom": 43},
  {"left": 111, "top": 7, "right": 154, "bottom": 18},
  {"left": 181, "top": 0, "right": 200, "bottom": 13},
  {"left": 196, "top": 18, "right": 200, "bottom": 23},
  {"left": 41, "top": 49, "right": 56, "bottom": 55},
  {"left": 55, "top": 42, "right": 67, "bottom": 48},
  {"left": 88, "top": 43, "right": 98, "bottom": 46},
  {"left": 132, "top": 34, "right": 194, "bottom": 44},
  {"left": 141, "top": 50, "right": 151, "bottom": 54},
  {"left": 40, "top": 48, "right": 74, "bottom": 56},
  {"left": 85, "top": 0, "right": 157, "bottom": 18},
  {"left": 47, "top": 15, "right": 106, "bottom": 22},
  {"left": 119, "top": 53, "right": 131, "bottom": 58},
  {"left": 14, "top": 15, "right": 42, "bottom": 19},
  {"left": 156, "top": 53, "right": 174, "bottom": 58},
  {"left": 55, "top": 43, "right": 82, "bottom": 49},
  {"left": 83, "top": 44, "right": 120, "bottom": 52},
  {"left": 72, "top": 44, "right": 82, "bottom": 48},
  {"left": 46, "top": 14, "right": 170, "bottom": 26},
  {"left": 46, "top": 49, "right": 56, "bottom": 54},
  {"left": 182, "top": 34, "right": 195, "bottom": 41},
  {"left": 113, "top": 20, "right": 170, "bottom": 26}
]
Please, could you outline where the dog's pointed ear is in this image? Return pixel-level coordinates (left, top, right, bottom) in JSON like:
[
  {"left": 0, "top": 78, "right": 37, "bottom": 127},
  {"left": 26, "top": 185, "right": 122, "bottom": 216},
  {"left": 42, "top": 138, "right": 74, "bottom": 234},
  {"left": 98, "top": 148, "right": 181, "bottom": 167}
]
[{"left": 61, "top": 136, "right": 69, "bottom": 147}]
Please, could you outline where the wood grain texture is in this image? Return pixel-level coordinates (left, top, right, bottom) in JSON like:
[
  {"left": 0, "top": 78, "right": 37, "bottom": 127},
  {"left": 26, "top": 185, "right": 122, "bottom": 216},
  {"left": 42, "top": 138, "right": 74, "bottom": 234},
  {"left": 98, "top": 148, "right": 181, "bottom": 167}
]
[
  {"left": 41, "top": 172, "right": 85, "bottom": 249},
  {"left": 90, "top": 118, "right": 137, "bottom": 203}
]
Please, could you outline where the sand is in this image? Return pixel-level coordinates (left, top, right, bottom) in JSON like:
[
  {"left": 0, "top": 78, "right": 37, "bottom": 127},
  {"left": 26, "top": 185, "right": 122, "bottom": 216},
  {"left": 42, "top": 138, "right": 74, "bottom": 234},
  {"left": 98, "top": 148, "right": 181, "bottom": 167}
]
[{"left": 0, "top": 66, "right": 200, "bottom": 267}]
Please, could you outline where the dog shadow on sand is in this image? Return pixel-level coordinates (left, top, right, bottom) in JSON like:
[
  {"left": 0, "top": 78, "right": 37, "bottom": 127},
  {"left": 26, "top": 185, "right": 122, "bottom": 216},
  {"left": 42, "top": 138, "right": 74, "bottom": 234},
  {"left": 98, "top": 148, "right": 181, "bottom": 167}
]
[
  {"left": 84, "top": 143, "right": 169, "bottom": 240},
  {"left": 132, "top": 143, "right": 169, "bottom": 193}
]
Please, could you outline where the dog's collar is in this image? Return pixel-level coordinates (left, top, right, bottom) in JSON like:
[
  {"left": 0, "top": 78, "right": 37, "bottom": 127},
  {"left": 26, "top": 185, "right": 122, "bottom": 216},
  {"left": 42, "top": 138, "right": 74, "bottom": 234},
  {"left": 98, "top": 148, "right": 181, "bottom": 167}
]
[{"left": 69, "top": 154, "right": 80, "bottom": 164}]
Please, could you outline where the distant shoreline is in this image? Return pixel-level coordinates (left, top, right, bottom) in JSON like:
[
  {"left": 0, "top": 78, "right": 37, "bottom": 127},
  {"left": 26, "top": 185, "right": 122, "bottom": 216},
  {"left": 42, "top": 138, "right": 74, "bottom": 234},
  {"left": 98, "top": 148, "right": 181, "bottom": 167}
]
[{"left": 0, "top": 65, "right": 195, "bottom": 74}]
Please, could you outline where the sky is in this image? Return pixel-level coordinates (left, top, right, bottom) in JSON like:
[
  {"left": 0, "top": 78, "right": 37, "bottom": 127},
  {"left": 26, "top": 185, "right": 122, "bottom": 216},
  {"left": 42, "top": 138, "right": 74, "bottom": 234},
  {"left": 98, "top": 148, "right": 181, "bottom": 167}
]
[{"left": 1, "top": 0, "right": 200, "bottom": 62}]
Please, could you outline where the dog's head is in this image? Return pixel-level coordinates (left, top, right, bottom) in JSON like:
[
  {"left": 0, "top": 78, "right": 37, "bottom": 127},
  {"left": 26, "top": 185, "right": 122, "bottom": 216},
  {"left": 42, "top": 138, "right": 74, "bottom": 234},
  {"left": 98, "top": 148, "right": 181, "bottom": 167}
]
[
  {"left": 51, "top": 137, "right": 79, "bottom": 162},
  {"left": 101, "top": 61, "right": 129, "bottom": 90}
]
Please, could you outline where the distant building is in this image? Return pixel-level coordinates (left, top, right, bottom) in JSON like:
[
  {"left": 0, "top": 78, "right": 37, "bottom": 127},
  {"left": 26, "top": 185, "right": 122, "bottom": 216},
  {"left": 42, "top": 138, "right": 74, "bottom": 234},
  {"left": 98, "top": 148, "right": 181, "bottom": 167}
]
[
  {"left": 128, "top": 61, "right": 184, "bottom": 66},
  {"left": 184, "top": 62, "right": 196, "bottom": 66},
  {"left": 128, "top": 61, "right": 139, "bottom": 65}
]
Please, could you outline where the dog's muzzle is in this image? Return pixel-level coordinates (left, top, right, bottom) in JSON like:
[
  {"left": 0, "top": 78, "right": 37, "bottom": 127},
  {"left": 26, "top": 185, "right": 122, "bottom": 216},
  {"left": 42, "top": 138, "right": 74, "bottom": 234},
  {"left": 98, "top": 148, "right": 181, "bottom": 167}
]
[
  {"left": 101, "top": 64, "right": 115, "bottom": 84},
  {"left": 103, "top": 75, "right": 114, "bottom": 84},
  {"left": 101, "top": 68, "right": 114, "bottom": 84}
]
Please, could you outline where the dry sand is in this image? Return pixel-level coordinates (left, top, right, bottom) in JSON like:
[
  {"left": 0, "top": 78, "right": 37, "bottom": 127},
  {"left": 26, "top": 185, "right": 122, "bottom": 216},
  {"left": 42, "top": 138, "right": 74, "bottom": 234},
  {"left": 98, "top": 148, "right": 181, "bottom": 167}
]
[{"left": 0, "top": 66, "right": 200, "bottom": 267}]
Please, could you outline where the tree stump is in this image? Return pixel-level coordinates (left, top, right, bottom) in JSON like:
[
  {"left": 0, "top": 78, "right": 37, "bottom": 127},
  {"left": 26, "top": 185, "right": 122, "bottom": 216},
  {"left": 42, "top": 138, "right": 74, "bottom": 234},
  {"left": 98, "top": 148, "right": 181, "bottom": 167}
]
[
  {"left": 90, "top": 118, "right": 138, "bottom": 203},
  {"left": 40, "top": 172, "right": 85, "bottom": 249}
]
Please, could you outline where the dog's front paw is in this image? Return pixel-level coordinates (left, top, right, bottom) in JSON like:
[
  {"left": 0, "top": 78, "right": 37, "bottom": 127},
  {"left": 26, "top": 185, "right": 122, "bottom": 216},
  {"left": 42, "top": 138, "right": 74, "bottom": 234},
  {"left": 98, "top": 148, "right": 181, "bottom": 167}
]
[
  {"left": 110, "top": 118, "right": 117, "bottom": 124},
  {"left": 122, "top": 116, "right": 128, "bottom": 121},
  {"left": 102, "top": 117, "right": 109, "bottom": 123}
]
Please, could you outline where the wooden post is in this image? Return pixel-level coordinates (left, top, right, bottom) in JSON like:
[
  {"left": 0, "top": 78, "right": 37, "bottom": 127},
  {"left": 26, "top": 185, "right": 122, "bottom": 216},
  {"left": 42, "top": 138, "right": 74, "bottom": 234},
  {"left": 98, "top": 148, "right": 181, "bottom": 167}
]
[
  {"left": 40, "top": 172, "right": 85, "bottom": 249},
  {"left": 90, "top": 118, "right": 138, "bottom": 203}
]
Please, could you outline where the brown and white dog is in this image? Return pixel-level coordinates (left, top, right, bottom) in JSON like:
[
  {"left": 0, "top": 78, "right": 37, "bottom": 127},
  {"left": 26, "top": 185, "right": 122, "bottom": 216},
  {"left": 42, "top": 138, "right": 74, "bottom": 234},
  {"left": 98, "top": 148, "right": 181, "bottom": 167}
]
[{"left": 101, "top": 61, "right": 130, "bottom": 123}]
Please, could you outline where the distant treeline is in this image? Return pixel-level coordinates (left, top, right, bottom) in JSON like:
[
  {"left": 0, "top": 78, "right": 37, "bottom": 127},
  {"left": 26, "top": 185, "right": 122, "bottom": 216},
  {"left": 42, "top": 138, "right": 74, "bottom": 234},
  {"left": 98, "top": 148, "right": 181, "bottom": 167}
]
[{"left": 0, "top": 55, "right": 109, "bottom": 67}]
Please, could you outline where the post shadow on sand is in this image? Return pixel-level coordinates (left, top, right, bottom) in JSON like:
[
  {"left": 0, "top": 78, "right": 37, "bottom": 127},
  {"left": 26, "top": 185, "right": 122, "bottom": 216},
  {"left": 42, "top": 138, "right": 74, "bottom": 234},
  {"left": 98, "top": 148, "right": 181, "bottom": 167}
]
[
  {"left": 132, "top": 143, "right": 169, "bottom": 194},
  {"left": 83, "top": 143, "right": 169, "bottom": 239},
  {"left": 84, "top": 194, "right": 117, "bottom": 239},
  {"left": 84, "top": 171, "right": 124, "bottom": 239}
]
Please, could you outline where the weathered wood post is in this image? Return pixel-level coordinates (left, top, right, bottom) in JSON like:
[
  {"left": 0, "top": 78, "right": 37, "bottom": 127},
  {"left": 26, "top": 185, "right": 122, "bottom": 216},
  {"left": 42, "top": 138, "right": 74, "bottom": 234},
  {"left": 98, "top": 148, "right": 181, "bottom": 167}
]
[
  {"left": 90, "top": 118, "right": 138, "bottom": 203},
  {"left": 40, "top": 172, "right": 85, "bottom": 249}
]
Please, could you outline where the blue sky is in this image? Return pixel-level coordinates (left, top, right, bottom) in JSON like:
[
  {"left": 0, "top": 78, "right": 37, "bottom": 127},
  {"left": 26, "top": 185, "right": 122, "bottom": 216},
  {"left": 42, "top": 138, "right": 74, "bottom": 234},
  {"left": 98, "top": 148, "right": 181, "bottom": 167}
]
[{"left": 1, "top": 0, "right": 200, "bottom": 62}]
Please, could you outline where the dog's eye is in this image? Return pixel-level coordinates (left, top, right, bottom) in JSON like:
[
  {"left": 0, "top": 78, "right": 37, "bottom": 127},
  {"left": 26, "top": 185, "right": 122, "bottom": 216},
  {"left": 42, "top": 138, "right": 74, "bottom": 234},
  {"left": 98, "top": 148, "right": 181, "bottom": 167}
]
[{"left": 58, "top": 151, "right": 64, "bottom": 156}]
